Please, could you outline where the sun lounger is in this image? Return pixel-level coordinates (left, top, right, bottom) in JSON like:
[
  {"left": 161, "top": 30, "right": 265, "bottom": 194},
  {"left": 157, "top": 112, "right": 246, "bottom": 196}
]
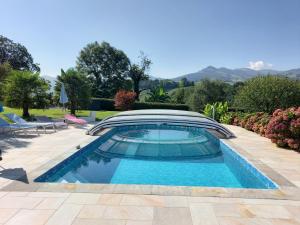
[
  {"left": 35, "top": 116, "right": 68, "bottom": 129},
  {"left": 79, "top": 111, "right": 96, "bottom": 122},
  {"left": 0, "top": 117, "right": 38, "bottom": 136},
  {"left": 5, "top": 113, "right": 55, "bottom": 133},
  {"left": 64, "top": 114, "right": 87, "bottom": 125}
]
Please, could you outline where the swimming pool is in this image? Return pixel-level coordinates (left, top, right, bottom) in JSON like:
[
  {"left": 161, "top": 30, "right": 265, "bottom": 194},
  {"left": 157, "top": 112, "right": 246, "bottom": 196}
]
[{"left": 35, "top": 124, "right": 277, "bottom": 189}]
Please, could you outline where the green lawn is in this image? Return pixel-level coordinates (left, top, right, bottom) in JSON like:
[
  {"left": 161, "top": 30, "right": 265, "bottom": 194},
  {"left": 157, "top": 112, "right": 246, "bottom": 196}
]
[{"left": 0, "top": 107, "right": 119, "bottom": 122}]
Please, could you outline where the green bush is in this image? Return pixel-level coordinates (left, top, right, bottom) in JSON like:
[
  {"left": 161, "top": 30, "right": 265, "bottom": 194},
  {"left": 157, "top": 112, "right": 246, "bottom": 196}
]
[
  {"left": 234, "top": 76, "right": 300, "bottom": 113},
  {"left": 133, "top": 102, "right": 189, "bottom": 110},
  {"left": 89, "top": 98, "right": 189, "bottom": 111}
]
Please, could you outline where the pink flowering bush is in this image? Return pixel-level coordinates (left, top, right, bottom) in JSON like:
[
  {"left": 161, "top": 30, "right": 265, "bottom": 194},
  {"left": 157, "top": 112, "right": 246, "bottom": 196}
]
[{"left": 265, "top": 107, "right": 300, "bottom": 151}]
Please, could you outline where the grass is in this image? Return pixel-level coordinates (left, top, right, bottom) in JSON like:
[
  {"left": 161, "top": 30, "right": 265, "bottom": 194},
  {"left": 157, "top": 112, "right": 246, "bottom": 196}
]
[{"left": 0, "top": 107, "right": 119, "bottom": 122}]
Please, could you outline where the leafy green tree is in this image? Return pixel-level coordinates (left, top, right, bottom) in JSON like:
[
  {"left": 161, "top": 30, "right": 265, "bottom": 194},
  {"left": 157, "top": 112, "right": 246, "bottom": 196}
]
[
  {"left": 55, "top": 68, "right": 91, "bottom": 115},
  {"left": 190, "top": 79, "right": 232, "bottom": 112},
  {"left": 146, "top": 86, "right": 170, "bottom": 103},
  {"left": 128, "top": 52, "right": 151, "bottom": 100},
  {"left": 0, "top": 62, "right": 12, "bottom": 100},
  {"left": 171, "top": 88, "right": 185, "bottom": 104},
  {"left": 234, "top": 76, "right": 300, "bottom": 113},
  {"left": 4, "top": 70, "right": 49, "bottom": 117},
  {"left": 0, "top": 35, "right": 40, "bottom": 72},
  {"left": 76, "top": 41, "right": 130, "bottom": 98}
]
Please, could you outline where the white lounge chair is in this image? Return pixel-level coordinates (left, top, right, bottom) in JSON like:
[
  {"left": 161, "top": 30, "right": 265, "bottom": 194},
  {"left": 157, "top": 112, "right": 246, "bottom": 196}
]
[
  {"left": 35, "top": 116, "right": 68, "bottom": 129},
  {"left": 0, "top": 117, "right": 38, "bottom": 136},
  {"left": 5, "top": 113, "right": 55, "bottom": 133}
]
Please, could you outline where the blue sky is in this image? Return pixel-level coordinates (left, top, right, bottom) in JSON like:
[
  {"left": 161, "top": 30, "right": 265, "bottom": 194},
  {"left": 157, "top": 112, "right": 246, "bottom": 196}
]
[{"left": 1, "top": 0, "right": 299, "bottom": 78}]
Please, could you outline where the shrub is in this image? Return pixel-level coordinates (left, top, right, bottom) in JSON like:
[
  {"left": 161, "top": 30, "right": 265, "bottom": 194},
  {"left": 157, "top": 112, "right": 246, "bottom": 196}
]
[
  {"left": 114, "top": 90, "right": 136, "bottom": 110},
  {"left": 89, "top": 98, "right": 189, "bottom": 111},
  {"left": 226, "top": 112, "right": 270, "bottom": 136},
  {"left": 265, "top": 107, "right": 300, "bottom": 151},
  {"left": 133, "top": 102, "right": 189, "bottom": 110},
  {"left": 203, "top": 102, "right": 228, "bottom": 122},
  {"left": 234, "top": 75, "right": 300, "bottom": 113}
]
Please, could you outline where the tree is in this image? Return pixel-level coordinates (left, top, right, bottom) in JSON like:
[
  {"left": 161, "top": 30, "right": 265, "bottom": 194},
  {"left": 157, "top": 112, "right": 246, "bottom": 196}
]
[
  {"left": 4, "top": 70, "right": 49, "bottom": 117},
  {"left": 128, "top": 52, "right": 151, "bottom": 100},
  {"left": 76, "top": 41, "right": 130, "bottom": 98},
  {"left": 190, "top": 79, "right": 232, "bottom": 112},
  {"left": 0, "top": 62, "right": 12, "bottom": 100},
  {"left": 55, "top": 68, "right": 91, "bottom": 115},
  {"left": 234, "top": 76, "right": 300, "bottom": 113},
  {"left": 145, "top": 86, "right": 170, "bottom": 103},
  {"left": 0, "top": 35, "right": 40, "bottom": 72}
]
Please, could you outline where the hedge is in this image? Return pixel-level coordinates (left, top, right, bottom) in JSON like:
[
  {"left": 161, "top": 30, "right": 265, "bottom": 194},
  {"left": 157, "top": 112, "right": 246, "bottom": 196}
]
[{"left": 89, "top": 98, "right": 189, "bottom": 111}]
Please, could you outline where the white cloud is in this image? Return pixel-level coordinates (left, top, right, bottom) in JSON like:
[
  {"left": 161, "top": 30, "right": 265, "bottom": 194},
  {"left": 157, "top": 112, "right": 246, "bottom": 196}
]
[{"left": 248, "top": 61, "right": 273, "bottom": 70}]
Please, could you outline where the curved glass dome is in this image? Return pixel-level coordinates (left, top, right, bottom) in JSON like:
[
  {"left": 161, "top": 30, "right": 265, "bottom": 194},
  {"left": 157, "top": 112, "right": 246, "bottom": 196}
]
[
  {"left": 95, "top": 124, "right": 221, "bottom": 160},
  {"left": 88, "top": 109, "right": 235, "bottom": 138}
]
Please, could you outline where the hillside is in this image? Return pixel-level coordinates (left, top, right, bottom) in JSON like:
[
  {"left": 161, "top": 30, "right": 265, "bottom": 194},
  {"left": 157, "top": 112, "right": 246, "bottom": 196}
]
[{"left": 172, "top": 66, "right": 300, "bottom": 83}]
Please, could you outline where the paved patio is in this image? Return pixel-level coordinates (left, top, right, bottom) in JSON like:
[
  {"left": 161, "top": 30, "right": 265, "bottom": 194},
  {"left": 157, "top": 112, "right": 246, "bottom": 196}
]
[{"left": 0, "top": 124, "right": 299, "bottom": 225}]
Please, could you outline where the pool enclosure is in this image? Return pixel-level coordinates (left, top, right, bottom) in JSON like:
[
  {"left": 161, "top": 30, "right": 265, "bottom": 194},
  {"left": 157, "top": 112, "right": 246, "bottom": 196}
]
[{"left": 87, "top": 109, "right": 235, "bottom": 138}]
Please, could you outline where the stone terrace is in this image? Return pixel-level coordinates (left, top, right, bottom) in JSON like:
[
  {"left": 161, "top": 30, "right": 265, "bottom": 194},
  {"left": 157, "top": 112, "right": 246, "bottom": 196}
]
[{"left": 0, "top": 124, "right": 299, "bottom": 225}]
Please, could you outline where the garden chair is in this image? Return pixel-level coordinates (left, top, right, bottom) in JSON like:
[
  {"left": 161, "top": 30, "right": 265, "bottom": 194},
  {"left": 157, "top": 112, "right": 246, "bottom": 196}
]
[
  {"left": 0, "top": 117, "right": 38, "bottom": 136},
  {"left": 4, "top": 113, "right": 55, "bottom": 133},
  {"left": 35, "top": 116, "right": 68, "bottom": 129}
]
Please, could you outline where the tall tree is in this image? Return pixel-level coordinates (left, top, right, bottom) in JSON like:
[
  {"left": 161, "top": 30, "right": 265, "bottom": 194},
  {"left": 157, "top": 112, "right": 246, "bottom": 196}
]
[
  {"left": 76, "top": 41, "right": 129, "bottom": 98},
  {"left": 4, "top": 70, "right": 49, "bottom": 117},
  {"left": 190, "top": 79, "right": 232, "bottom": 112},
  {"left": 55, "top": 68, "right": 91, "bottom": 115},
  {"left": 0, "top": 35, "right": 40, "bottom": 72},
  {"left": 128, "top": 52, "right": 151, "bottom": 100},
  {"left": 0, "top": 62, "right": 12, "bottom": 100}
]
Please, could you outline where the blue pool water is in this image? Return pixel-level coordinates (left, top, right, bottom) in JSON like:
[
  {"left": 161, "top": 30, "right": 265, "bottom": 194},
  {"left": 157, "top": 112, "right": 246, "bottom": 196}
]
[{"left": 35, "top": 125, "right": 277, "bottom": 189}]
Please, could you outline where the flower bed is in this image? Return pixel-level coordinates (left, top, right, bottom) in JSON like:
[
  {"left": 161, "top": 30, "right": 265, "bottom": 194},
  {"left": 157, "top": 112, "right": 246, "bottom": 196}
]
[
  {"left": 224, "top": 107, "right": 300, "bottom": 151},
  {"left": 265, "top": 107, "right": 300, "bottom": 151}
]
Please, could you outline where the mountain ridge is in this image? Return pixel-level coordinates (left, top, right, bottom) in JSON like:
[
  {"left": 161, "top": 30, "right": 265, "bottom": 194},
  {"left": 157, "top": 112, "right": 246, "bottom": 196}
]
[{"left": 171, "top": 66, "right": 300, "bottom": 83}]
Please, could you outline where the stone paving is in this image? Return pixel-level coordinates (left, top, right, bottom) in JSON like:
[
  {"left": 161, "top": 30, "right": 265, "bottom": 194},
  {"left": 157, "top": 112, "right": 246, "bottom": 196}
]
[{"left": 0, "top": 124, "right": 299, "bottom": 224}]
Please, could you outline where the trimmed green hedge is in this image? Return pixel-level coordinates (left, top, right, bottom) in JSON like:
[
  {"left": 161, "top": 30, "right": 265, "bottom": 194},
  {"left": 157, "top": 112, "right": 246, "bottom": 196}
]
[{"left": 89, "top": 98, "right": 189, "bottom": 111}]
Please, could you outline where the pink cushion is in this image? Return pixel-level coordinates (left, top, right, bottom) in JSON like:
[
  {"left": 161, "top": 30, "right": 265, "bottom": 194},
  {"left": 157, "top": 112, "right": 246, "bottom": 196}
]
[{"left": 65, "top": 114, "right": 87, "bottom": 124}]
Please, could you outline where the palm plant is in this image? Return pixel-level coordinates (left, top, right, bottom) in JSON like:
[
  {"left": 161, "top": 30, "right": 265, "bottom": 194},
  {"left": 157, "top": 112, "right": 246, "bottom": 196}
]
[{"left": 146, "top": 86, "right": 170, "bottom": 103}]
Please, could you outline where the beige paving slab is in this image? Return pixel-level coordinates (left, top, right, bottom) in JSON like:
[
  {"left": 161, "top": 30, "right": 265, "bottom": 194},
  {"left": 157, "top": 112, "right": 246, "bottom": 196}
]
[
  {"left": 0, "top": 192, "right": 8, "bottom": 198},
  {"left": 213, "top": 203, "right": 254, "bottom": 218},
  {"left": 72, "top": 218, "right": 126, "bottom": 225},
  {"left": 0, "top": 208, "right": 19, "bottom": 224},
  {"left": 103, "top": 206, "right": 154, "bottom": 220},
  {"left": 77, "top": 205, "right": 106, "bottom": 219},
  {"left": 28, "top": 191, "right": 70, "bottom": 198},
  {"left": 45, "top": 204, "right": 82, "bottom": 225},
  {"left": 217, "top": 217, "right": 274, "bottom": 225},
  {"left": 190, "top": 203, "right": 219, "bottom": 225},
  {"left": 244, "top": 204, "right": 292, "bottom": 219},
  {"left": 270, "top": 219, "right": 300, "bottom": 225},
  {"left": 5, "top": 209, "right": 54, "bottom": 225},
  {"left": 65, "top": 193, "right": 101, "bottom": 204},
  {"left": 35, "top": 197, "right": 65, "bottom": 209},
  {"left": 120, "top": 194, "right": 164, "bottom": 207},
  {"left": 125, "top": 221, "right": 153, "bottom": 225},
  {"left": 153, "top": 207, "right": 193, "bottom": 225},
  {"left": 0, "top": 196, "right": 43, "bottom": 209},
  {"left": 98, "top": 194, "right": 123, "bottom": 205}
]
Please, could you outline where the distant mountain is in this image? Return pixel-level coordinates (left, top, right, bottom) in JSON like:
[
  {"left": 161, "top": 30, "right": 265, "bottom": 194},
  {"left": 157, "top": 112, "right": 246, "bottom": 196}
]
[
  {"left": 42, "top": 75, "right": 57, "bottom": 92},
  {"left": 172, "top": 66, "right": 300, "bottom": 83}
]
